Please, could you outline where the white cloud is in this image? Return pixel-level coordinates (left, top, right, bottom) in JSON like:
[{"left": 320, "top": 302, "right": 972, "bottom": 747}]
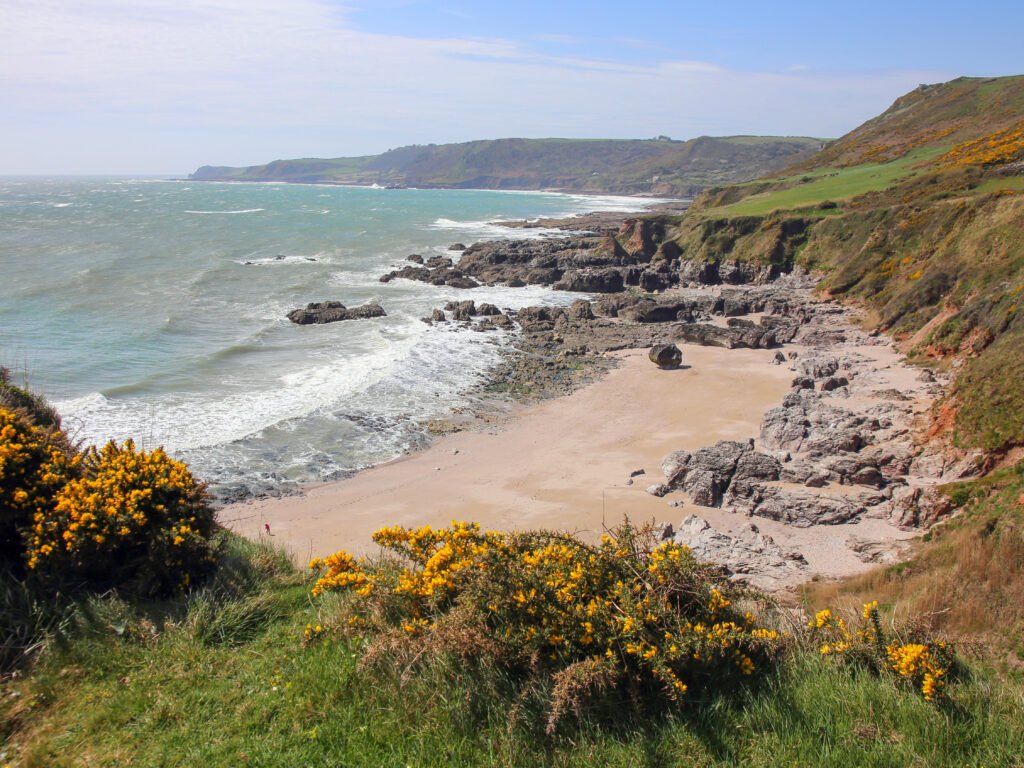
[{"left": 0, "top": 0, "right": 950, "bottom": 173}]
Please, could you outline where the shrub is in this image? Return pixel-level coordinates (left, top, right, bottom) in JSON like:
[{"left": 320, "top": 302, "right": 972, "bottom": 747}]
[
  {"left": 0, "top": 367, "right": 64, "bottom": 435},
  {"left": 310, "top": 520, "right": 782, "bottom": 732},
  {"left": 0, "top": 407, "right": 78, "bottom": 569},
  {"left": 809, "top": 601, "right": 954, "bottom": 702},
  {"left": 25, "top": 439, "right": 216, "bottom": 595}
]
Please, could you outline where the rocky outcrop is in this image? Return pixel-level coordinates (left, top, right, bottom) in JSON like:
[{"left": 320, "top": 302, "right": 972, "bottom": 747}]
[
  {"left": 287, "top": 301, "right": 386, "bottom": 325},
  {"left": 676, "top": 323, "right": 777, "bottom": 350},
  {"left": 670, "top": 515, "right": 808, "bottom": 592},
  {"left": 664, "top": 440, "right": 780, "bottom": 508},
  {"left": 381, "top": 218, "right": 814, "bottom": 293},
  {"left": 419, "top": 300, "right": 516, "bottom": 332},
  {"left": 748, "top": 487, "right": 866, "bottom": 527},
  {"left": 552, "top": 268, "right": 625, "bottom": 293},
  {"left": 379, "top": 263, "right": 481, "bottom": 289}
]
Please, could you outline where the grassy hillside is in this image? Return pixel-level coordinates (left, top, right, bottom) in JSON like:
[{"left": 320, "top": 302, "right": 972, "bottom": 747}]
[
  {"left": 628, "top": 75, "right": 1024, "bottom": 669},
  {"left": 190, "top": 135, "right": 822, "bottom": 196},
  {"left": 664, "top": 76, "right": 1024, "bottom": 458},
  {"left": 3, "top": 534, "right": 1023, "bottom": 767}
]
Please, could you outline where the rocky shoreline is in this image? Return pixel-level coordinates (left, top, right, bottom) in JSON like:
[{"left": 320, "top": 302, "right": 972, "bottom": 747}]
[{"left": 371, "top": 205, "right": 977, "bottom": 593}]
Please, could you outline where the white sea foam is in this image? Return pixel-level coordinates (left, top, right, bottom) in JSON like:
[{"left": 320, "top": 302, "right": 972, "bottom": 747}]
[
  {"left": 233, "top": 255, "right": 323, "bottom": 266},
  {"left": 7, "top": 178, "right": 644, "bottom": 497},
  {"left": 59, "top": 330, "right": 415, "bottom": 454},
  {"left": 184, "top": 208, "right": 265, "bottom": 214},
  {"left": 429, "top": 217, "right": 577, "bottom": 240}
]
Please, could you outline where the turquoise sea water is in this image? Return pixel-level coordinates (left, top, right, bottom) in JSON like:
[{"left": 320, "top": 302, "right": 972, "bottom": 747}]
[{"left": 0, "top": 178, "right": 665, "bottom": 498}]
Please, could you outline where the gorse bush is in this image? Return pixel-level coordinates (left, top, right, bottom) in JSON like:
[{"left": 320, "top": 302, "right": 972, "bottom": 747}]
[
  {"left": 1, "top": 383, "right": 217, "bottom": 601},
  {"left": 310, "top": 520, "right": 783, "bottom": 732},
  {"left": 0, "top": 406, "right": 79, "bottom": 568},
  {"left": 26, "top": 439, "right": 216, "bottom": 594},
  {"left": 810, "top": 601, "right": 954, "bottom": 702}
]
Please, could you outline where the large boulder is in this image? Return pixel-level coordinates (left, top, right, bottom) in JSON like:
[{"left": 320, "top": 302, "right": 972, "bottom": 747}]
[
  {"left": 649, "top": 343, "right": 683, "bottom": 369},
  {"left": 797, "top": 356, "right": 840, "bottom": 379},
  {"left": 567, "top": 299, "right": 595, "bottom": 320},
  {"left": 668, "top": 440, "right": 751, "bottom": 507},
  {"left": 751, "top": 487, "right": 864, "bottom": 527},
  {"left": 760, "top": 406, "right": 810, "bottom": 452},
  {"left": 676, "top": 323, "right": 776, "bottom": 350}
]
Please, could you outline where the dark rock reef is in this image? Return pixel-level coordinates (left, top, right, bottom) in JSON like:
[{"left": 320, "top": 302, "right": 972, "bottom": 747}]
[{"left": 287, "top": 301, "right": 387, "bottom": 325}]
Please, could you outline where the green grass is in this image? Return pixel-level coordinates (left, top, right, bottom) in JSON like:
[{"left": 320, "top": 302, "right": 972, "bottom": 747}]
[
  {"left": 705, "top": 148, "right": 946, "bottom": 217},
  {"left": 3, "top": 537, "right": 1023, "bottom": 767},
  {"left": 954, "top": 330, "right": 1024, "bottom": 452},
  {"left": 975, "top": 176, "right": 1024, "bottom": 194}
]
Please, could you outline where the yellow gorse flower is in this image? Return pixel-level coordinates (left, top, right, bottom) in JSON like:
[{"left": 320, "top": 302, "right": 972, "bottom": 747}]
[{"left": 309, "top": 520, "right": 783, "bottom": 712}]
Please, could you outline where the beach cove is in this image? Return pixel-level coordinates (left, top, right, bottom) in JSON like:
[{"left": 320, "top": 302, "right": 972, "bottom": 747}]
[{"left": 221, "top": 207, "right": 950, "bottom": 594}]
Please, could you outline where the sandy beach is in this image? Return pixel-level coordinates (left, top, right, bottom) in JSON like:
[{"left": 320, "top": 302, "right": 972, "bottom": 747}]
[
  {"left": 220, "top": 314, "right": 927, "bottom": 587},
  {"left": 221, "top": 343, "right": 793, "bottom": 560}
]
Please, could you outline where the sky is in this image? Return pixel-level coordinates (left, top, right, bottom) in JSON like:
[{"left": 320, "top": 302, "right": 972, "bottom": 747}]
[{"left": 1, "top": 0, "right": 1022, "bottom": 175}]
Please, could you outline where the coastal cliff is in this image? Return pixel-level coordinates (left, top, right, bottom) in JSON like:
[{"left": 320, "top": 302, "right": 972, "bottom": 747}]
[{"left": 190, "top": 135, "right": 822, "bottom": 196}]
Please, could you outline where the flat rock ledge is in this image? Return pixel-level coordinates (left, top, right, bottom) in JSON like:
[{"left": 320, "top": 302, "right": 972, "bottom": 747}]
[
  {"left": 661, "top": 516, "right": 808, "bottom": 593},
  {"left": 287, "top": 301, "right": 387, "bottom": 325}
]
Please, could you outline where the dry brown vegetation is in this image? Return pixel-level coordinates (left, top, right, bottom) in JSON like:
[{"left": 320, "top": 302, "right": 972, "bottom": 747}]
[{"left": 804, "top": 465, "right": 1024, "bottom": 664}]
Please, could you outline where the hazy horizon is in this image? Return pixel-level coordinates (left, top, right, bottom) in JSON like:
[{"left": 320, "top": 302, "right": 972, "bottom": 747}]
[{"left": 3, "top": 0, "right": 1023, "bottom": 175}]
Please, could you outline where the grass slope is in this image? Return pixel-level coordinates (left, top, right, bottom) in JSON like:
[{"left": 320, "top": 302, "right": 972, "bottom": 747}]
[
  {"left": 703, "top": 147, "right": 945, "bottom": 217},
  {"left": 673, "top": 75, "right": 1024, "bottom": 455},
  {"left": 3, "top": 536, "right": 1022, "bottom": 767}
]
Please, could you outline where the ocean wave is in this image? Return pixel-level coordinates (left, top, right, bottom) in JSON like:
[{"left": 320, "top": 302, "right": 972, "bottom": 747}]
[
  {"left": 429, "top": 217, "right": 575, "bottom": 240},
  {"left": 56, "top": 326, "right": 418, "bottom": 455},
  {"left": 184, "top": 208, "right": 265, "bottom": 215},
  {"left": 233, "top": 254, "right": 323, "bottom": 266}
]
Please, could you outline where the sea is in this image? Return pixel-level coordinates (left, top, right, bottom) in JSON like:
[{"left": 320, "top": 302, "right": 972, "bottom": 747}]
[{"left": 0, "top": 177, "right": 669, "bottom": 500}]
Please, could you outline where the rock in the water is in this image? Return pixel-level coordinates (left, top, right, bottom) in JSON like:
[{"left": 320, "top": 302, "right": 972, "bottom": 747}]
[
  {"left": 649, "top": 343, "right": 683, "bottom": 369},
  {"left": 445, "top": 300, "right": 477, "bottom": 321},
  {"left": 287, "top": 301, "right": 386, "bottom": 325},
  {"left": 448, "top": 243, "right": 467, "bottom": 251}
]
